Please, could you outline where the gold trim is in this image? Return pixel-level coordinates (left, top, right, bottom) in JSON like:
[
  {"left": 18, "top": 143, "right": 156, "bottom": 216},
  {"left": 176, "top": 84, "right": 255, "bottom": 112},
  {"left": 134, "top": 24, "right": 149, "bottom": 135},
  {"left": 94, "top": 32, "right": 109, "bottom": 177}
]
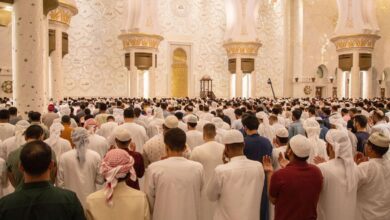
[
  {"left": 119, "top": 33, "right": 164, "bottom": 50},
  {"left": 58, "top": 0, "right": 78, "bottom": 15},
  {"left": 223, "top": 41, "right": 262, "bottom": 56},
  {"left": 0, "top": 8, "right": 11, "bottom": 26},
  {"left": 331, "top": 34, "right": 381, "bottom": 52}
]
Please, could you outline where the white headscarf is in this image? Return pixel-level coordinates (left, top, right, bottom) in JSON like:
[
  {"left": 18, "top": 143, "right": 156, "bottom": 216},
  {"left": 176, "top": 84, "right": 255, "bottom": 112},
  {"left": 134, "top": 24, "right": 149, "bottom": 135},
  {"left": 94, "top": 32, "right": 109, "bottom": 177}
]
[
  {"left": 154, "top": 107, "right": 164, "bottom": 119},
  {"left": 71, "top": 127, "right": 90, "bottom": 163},
  {"left": 46, "top": 122, "right": 64, "bottom": 148},
  {"left": 325, "top": 129, "right": 358, "bottom": 192},
  {"left": 303, "top": 118, "right": 328, "bottom": 163},
  {"left": 59, "top": 104, "right": 71, "bottom": 116},
  {"left": 256, "top": 112, "right": 274, "bottom": 142},
  {"left": 15, "top": 120, "right": 30, "bottom": 148}
]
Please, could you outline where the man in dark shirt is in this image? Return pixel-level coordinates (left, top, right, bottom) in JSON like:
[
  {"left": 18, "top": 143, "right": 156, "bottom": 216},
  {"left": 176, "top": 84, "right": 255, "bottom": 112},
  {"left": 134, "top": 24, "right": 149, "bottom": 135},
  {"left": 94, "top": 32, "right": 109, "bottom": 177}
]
[
  {"left": 242, "top": 114, "right": 272, "bottom": 220},
  {"left": 263, "top": 135, "right": 323, "bottom": 220},
  {"left": 354, "top": 114, "right": 370, "bottom": 153},
  {"left": 0, "top": 140, "right": 85, "bottom": 220},
  {"left": 347, "top": 108, "right": 358, "bottom": 133},
  {"left": 112, "top": 127, "right": 145, "bottom": 190}
]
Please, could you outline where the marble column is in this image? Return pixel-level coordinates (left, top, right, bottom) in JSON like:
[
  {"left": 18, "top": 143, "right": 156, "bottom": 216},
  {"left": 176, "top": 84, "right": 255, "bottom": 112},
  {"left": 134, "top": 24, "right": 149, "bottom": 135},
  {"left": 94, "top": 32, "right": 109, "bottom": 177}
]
[
  {"left": 50, "top": 27, "right": 64, "bottom": 101},
  {"left": 336, "top": 68, "right": 343, "bottom": 98},
  {"left": 367, "top": 68, "right": 373, "bottom": 98},
  {"left": 236, "top": 57, "right": 243, "bottom": 97},
  {"left": 149, "top": 53, "right": 156, "bottom": 98},
  {"left": 13, "top": 0, "right": 46, "bottom": 115},
  {"left": 350, "top": 51, "right": 361, "bottom": 99},
  {"left": 251, "top": 71, "right": 257, "bottom": 97}
]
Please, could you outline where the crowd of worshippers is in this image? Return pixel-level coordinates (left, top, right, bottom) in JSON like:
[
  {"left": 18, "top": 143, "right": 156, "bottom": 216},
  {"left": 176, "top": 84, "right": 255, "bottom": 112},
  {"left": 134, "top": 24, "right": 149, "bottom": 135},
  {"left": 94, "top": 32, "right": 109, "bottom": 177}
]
[{"left": 0, "top": 96, "right": 389, "bottom": 220}]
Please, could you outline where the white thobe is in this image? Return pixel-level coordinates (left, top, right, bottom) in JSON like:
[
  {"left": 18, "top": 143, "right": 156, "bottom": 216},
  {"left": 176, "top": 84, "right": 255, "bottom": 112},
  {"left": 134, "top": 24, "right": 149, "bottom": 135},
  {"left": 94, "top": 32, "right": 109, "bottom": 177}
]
[
  {"left": 178, "top": 121, "right": 188, "bottom": 132},
  {"left": 190, "top": 141, "right": 224, "bottom": 220},
  {"left": 206, "top": 156, "right": 264, "bottom": 220},
  {"left": 317, "top": 159, "right": 359, "bottom": 220},
  {"left": 186, "top": 130, "right": 204, "bottom": 150},
  {"left": 145, "top": 157, "right": 204, "bottom": 220},
  {"left": 307, "top": 138, "right": 328, "bottom": 164},
  {"left": 142, "top": 134, "right": 166, "bottom": 165},
  {"left": 96, "top": 121, "right": 118, "bottom": 139},
  {"left": 87, "top": 134, "right": 109, "bottom": 159},
  {"left": 57, "top": 149, "right": 103, "bottom": 207},
  {"left": 356, "top": 158, "right": 390, "bottom": 220},
  {"left": 0, "top": 123, "right": 15, "bottom": 141},
  {"left": 272, "top": 145, "right": 287, "bottom": 171},
  {"left": 231, "top": 119, "right": 243, "bottom": 130},
  {"left": 44, "top": 137, "right": 72, "bottom": 162},
  {"left": 115, "top": 123, "right": 148, "bottom": 153},
  {"left": 223, "top": 108, "right": 236, "bottom": 124},
  {"left": 0, "top": 157, "right": 7, "bottom": 198},
  {"left": 0, "top": 136, "right": 25, "bottom": 160},
  {"left": 147, "top": 118, "right": 164, "bottom": 138}
]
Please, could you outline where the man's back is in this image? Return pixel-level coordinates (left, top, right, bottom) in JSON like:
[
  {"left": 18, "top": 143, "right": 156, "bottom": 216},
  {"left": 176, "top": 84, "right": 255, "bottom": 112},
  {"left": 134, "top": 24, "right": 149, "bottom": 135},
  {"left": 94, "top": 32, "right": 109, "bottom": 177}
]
[
  {"left": 356, "top": 158, "right": 390, "bottom": 220},
  {"left": 244, "top": 134, "right": 273, "bottom": 162},
  {"left": 0, "top": 123, "right": 15, "bottom": 142},
  {"left": 87, "top": 134, "right": 109, "bottom": 159},
  {"left": 317, "top": 159, "right": 358, "bottom": 220},
  {"left": 57, "top": 149, "right": 102, "bottom": 207},
  {"left": 145, "top": 157, "right": 203, "bottom": 220},
  {"left": 270, "top": 160, "right": 323, "bottom": 220},
  {"left": 186, "top": 130, "right": 204, "bottom": 150},
  {"left": 207, "top": 156, "right": 264, "bottom": 220},
  {"left": 0, "top": 181, "right": 85, "bottom": 220},
  {"left": 190, "top": 141, "right": 224, "bottom": 220},
  {"left": 86, "top": 182, "right": 150, "bottom": 220},
  {"left": 117, "top": 123, "right": 147, "bottom": 152},
  {"left": 42, "top": 112, "right": 59, "bottom": 128}
]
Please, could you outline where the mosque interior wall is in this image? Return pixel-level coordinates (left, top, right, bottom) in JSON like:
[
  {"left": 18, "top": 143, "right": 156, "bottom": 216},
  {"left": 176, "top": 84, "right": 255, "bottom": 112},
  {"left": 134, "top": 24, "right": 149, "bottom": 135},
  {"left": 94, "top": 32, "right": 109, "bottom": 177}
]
[{"left": 0, "top": 0, "right": 390, "bottom": 98}]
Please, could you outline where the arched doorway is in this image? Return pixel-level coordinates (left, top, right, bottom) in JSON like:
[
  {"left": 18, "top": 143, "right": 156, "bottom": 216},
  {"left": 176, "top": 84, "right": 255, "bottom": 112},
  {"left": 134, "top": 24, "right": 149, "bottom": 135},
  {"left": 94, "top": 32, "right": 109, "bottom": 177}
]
[{"left": 171, "top": 48, "right": 188, "bottom": 97}]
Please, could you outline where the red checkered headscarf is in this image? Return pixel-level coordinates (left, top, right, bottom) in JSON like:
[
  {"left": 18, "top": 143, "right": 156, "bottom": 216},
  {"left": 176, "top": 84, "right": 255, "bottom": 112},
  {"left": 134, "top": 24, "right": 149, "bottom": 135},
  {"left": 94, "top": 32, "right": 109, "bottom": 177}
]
[{"left": 100, "top": 149, "right": 136, "bottom": 206}]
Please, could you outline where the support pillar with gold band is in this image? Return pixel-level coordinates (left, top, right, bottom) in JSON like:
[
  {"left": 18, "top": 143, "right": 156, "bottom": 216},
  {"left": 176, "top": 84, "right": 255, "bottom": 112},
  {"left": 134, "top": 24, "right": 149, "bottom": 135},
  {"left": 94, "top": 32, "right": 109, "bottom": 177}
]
[
  {"left": 48, "top": 0, "right": 77, "bottom": 102},
  {"left": 224, "top": 42, "right": 261, "bottom": 98},
  {"left": 331, "top": 0, "right": 380, "bottom": 99},
  {"left": 331, "top": 34, "right": 380, "bottom": 98},
  {"left": 119, "top": 33, "right": 163, "bottom": 98}
]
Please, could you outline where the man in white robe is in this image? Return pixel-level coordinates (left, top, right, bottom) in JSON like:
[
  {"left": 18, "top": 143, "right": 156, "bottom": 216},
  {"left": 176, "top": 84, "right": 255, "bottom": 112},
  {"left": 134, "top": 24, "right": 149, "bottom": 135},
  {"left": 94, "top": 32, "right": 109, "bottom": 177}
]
[
  {"left": 303, "top": 118, "right": 329, "bottom": 164},
  {"left": 147, "top": 108, "right": 165, "bottom": 138},
  {"left": 272, "top": 128, "right": 289, "bottom": 171},
  {"left": 0, "top": 120, "right": 29, "bottom": 160},
  {"left": 114, "top": 108, "right": 148, "bottom": 153},
  {"left": 96, "top": 116, "right": 118, "bottom": 140},
  {"left": 57, "top": 127, "right": 104, "bottom": 207},
  {"left": 143, "top": 116, "right": 183, "bottom": 167},
  {"left": 206, "top": 129, "right": 264, "bottom": 220},
  {"left": 44, "top": 122, "right": 72, "bottom": 162},
  {"left": 0, "top": 109, "right": 15, "bottom": 141},
  {"left": 145, "top": 128, "right": 203, "bottom": 220},
  {"left": 190, "top": 123, "right": 224, "bottom": 220},
  {"left": 355, "top": 132, "right": 390, "bottom": 220},
  {"left": 186, "top": 115, "right": 204, "bottom": 150},
  {"left": 84, "top": 119, "right": 110, "bottom": 159},
  {"left": 316, "top": 129, "right": 359, "bottom": 220}
]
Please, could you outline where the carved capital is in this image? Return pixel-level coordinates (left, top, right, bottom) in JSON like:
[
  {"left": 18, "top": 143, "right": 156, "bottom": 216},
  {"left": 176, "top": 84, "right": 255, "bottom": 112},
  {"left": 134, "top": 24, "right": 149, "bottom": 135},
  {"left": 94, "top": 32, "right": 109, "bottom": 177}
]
[
  {"left": 48, "top": 0, "right": 78, "bottom": 26},
  {"left": 331, "top": 34, "right": 381, "bottom": 52},
  {"left": 223, "top": 41, "right": 262, "bottom": 57},
  {"left": 118, "top": 33, "right": 164, "bottom": 50}
]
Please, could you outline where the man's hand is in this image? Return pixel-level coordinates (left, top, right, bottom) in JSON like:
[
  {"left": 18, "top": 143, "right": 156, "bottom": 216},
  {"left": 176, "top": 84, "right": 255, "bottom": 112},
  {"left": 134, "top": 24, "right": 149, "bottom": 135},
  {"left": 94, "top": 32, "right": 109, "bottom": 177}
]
[
  {"left": 262, "top": 155, "right": 273, "bottom": 173},
  {"left": 129, "top": 142, "right": 136, "bottom": 152},
  {"left": 278, "top": 152, "right": 289, "bottom": 168},
  {"left": 354, "top": 152, "right": 368, "bottom": 165},
  {"left": 313, "top": 156, "right": 326, "bottom": 165}
]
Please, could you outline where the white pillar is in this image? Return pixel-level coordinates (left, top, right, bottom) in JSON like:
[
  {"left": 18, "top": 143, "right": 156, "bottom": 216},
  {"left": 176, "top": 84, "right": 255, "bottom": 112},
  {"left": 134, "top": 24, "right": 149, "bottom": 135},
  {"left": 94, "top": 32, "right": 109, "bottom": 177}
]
[
  {"left": 236, "top": 57, "right": 243, "bottom": 97},
  {"left": 50, "top": 27, "right": 64, "bottom": 102},
  {"left": 13, "top": 0, "right": 46, "bottom": 116},
  {"left": 149, "top": 53, "right": 156, "bottom": 97},
  {"left": 129, "top": 51, "right": 138, "bottom": 97},
  {"left": 336, "top": 68, "right": 343, "bottom": 98},
  {"left": 367, "top": 68, "right": 373, "bottom": 98},
  {"left": 251, "top": 71, "right": 257, "bottom": 97},
  {"left": 350, "top": 51, "right": 361, "bottom": 99}
]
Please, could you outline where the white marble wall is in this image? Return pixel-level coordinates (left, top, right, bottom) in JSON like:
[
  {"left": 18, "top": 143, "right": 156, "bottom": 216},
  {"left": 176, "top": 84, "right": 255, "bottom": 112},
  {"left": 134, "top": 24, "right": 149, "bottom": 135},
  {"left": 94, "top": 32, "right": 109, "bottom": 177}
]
[{"left": 1, "top": 0, "right": 390, "bottom": 98}]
